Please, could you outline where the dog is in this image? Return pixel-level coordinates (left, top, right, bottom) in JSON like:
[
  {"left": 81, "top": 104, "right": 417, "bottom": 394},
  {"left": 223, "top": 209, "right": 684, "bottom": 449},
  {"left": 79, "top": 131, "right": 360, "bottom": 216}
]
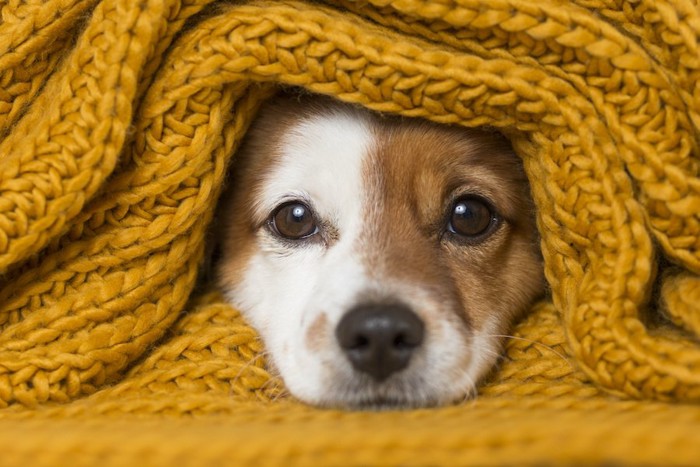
[{"left": 214, "top": 91, "right": 544, "bottom": 409}]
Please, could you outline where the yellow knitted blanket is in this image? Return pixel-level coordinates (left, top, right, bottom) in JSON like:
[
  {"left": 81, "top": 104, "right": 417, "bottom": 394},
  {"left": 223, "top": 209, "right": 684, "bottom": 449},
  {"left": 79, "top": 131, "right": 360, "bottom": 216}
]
[{"left": 1, "top": 0, "right": 699, "bottom": 463}]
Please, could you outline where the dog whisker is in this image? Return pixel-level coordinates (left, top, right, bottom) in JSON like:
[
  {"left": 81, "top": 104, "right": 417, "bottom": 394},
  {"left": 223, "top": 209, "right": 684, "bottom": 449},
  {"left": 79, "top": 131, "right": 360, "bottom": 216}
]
[
  {"left": 481, "top": 334, "right": 572, "bottom": 366},
  {"left": 269, "top": 381, "right": 290, "bottom": 402},
  {"left": 459, "top": 371, "right": 478, "bottom": 405},
  {"left": 478, "top": 347, "right": 506, "bottom": 362},
  {"left": 228, "top": 350, "right": 276, "bottom": 394},
  {"left": 256, "top": 363, "right": 288, "bottom": 397}
]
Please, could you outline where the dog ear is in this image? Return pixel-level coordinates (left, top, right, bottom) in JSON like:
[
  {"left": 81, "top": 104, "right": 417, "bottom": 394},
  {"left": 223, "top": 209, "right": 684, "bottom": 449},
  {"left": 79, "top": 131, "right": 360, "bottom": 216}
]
[{"left": 196, "top": 212, "right": 224, "bottom": 293}]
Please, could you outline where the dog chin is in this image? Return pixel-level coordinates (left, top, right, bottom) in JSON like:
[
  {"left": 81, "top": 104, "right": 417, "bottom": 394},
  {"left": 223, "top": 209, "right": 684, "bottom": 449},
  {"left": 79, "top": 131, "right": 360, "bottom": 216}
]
[{"left": 293, "top": 373, "right": 476, "bottom": 411}]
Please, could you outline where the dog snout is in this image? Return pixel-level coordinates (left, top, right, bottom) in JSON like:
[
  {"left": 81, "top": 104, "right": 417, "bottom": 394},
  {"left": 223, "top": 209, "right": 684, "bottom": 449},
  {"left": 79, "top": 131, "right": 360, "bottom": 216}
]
[{"left": 335, "top": 303, "right": 425, "bottom": 382}]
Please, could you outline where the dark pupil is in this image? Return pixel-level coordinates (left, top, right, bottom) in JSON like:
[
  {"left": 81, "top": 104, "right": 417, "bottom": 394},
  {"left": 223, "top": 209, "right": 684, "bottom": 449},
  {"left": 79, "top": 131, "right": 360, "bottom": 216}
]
[
  {"left": 274, "top": 203, "right": 315, "bottom": 239},
  {"left": 451, "top": 199, "right": 492, "bottom": 236}
]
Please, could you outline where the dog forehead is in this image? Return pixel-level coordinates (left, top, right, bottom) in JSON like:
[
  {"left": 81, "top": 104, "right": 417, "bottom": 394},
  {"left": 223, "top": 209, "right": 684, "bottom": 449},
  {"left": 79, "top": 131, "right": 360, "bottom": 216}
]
[
  {"left": 257, "top": 110, "right": 373, "bottom": 223},
  {"left": 375, "top": 122, "right": 503, "bottom": 183},
  {"left": 368, "top": 120, "right": 528, "bottom": 224}
]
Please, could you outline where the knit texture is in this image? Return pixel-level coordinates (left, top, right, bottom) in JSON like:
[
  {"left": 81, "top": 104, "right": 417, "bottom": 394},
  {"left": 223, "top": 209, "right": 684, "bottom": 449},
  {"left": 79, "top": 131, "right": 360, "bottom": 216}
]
[{"left": 0, "top": 0, "right": 699, "bottom": 463}]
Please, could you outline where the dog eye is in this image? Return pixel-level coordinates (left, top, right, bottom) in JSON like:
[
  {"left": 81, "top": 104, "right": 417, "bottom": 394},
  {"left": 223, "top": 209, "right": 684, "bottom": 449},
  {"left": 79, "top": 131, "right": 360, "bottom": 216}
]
[
  {"left": 448, "top": 196, "right": 495, "bottom": 238},
  {"left": 270, "top": 202, "right": 318, "bottom": 239}
]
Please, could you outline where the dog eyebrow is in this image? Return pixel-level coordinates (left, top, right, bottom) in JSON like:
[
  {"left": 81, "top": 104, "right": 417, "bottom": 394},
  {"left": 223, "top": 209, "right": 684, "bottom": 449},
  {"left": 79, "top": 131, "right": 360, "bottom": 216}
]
[{"left": 400, "top": 160, "right": 521, "bottom": 229}]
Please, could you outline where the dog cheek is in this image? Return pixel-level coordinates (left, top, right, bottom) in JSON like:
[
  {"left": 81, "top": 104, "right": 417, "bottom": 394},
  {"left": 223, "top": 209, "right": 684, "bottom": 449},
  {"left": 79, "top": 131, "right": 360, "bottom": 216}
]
[
  {"left": 228, "top": 248, "right": 316, "bottom": 350},
  {"left": 435, "top": 251, "right": 488, "bottom": 331}
]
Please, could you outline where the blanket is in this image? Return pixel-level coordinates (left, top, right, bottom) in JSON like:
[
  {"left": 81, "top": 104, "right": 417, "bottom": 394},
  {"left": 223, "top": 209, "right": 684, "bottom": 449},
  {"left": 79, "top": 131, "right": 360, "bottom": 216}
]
[{"left": 0, "top": 0, "right": 699, "bottom": 463}]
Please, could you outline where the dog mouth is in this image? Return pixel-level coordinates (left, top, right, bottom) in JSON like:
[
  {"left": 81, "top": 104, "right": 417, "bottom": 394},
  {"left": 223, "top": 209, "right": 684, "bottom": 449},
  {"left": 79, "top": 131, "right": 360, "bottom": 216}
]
[
  {"left": 329, "top": 393, "right": 432, "bottom": 411},
  {"left": 319, "top": 371, "right": 471, "bottom": 410},
  {"left": 345, "top": 397, "right": 431, "bottom": 411},
  {"left": 322, "top": 386, "right": 471, "bottom": 411}
]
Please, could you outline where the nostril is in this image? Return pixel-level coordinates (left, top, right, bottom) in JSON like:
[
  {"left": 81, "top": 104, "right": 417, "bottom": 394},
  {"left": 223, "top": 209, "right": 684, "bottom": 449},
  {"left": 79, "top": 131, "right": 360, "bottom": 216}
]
[
  {"left": 335, "top": 303, "right": 425, "bottom": 382},
  {"left": 393, "top": 333, "right": 418, "bottom": 349},
  {"left": 349, "top": 335, "right": 369, "bottom": 350}
]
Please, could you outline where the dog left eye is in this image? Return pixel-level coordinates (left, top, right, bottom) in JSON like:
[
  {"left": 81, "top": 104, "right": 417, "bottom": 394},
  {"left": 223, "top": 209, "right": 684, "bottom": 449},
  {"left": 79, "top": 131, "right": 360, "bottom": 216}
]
[
  {"left": 270, "top": 202, "right": 318, "bottom": 239},
  {"left": 447, "top": 196, "right": 496, "bottom": 239}
]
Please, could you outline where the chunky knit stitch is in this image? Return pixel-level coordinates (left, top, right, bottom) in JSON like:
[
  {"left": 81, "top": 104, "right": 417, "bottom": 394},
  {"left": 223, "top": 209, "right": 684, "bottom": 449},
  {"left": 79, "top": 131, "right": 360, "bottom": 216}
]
[{"left": 0, "top": 0, "right": 699, "bottom": 463}]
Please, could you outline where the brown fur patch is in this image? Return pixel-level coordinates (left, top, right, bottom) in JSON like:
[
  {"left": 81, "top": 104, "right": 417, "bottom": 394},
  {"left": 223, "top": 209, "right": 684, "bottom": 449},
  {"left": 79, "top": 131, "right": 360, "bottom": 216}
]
[{"left": 359, "top": 114, "right": 544, "bottom": 337}]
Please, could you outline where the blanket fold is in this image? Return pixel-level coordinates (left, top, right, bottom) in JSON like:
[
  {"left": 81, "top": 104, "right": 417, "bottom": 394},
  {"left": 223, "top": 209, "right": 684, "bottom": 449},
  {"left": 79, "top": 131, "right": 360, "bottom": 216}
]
[{"left": 0, "top": 0, "right": 699, "bottom": 463}]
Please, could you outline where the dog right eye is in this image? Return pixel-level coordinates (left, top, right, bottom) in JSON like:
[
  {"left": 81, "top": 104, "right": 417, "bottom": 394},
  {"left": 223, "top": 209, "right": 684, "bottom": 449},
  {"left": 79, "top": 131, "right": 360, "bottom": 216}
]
[{"left": 269, "top": 202, "right": 318, "bottom": 240}]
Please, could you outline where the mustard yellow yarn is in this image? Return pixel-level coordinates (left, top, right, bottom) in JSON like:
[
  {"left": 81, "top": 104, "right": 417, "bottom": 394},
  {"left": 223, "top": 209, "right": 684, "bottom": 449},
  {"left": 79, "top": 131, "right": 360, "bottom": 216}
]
[{"left": 0, "top": 0, "right": 699, "bottom": 463}]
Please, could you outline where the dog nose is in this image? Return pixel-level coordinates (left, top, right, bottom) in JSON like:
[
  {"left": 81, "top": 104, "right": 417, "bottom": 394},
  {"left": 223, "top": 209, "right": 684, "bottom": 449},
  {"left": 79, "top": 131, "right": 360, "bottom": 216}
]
[{"left": 335, "top": 303, "right": 425, "bottom": 382}]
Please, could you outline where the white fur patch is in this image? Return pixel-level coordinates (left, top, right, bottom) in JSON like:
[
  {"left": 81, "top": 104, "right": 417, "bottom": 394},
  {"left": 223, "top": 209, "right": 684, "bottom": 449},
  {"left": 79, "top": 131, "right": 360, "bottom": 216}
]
[{"left": 228, "top": 109, "right": 379, "bottom": 402}]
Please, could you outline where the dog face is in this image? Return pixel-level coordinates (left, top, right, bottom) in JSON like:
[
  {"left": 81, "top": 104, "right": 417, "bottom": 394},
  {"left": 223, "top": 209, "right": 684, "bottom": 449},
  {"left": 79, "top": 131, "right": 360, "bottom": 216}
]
[{"left": 216, "top": 93, "right": 544, "bottom": 409}]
